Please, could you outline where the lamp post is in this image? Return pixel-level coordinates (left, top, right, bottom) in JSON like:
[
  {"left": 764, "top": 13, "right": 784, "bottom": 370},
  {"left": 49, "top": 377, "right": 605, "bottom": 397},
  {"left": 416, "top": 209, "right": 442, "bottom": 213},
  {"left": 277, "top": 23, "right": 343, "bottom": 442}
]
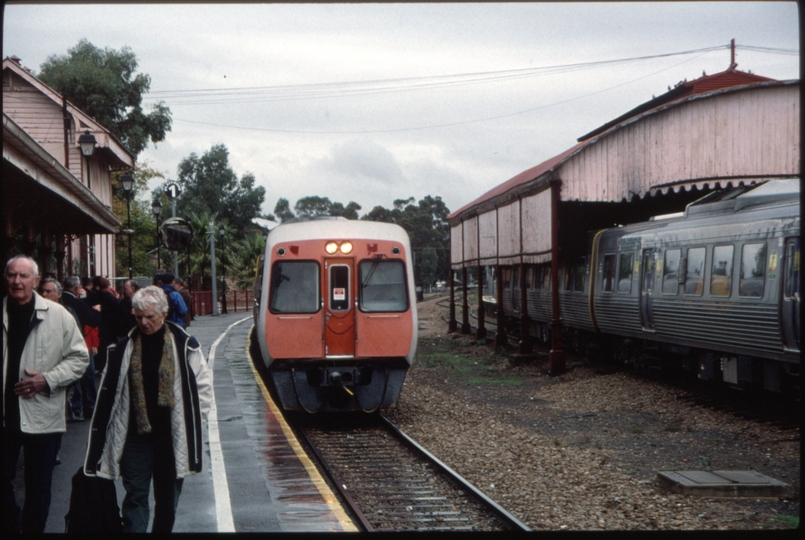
[
  {"left": 208, "top": 221, "right": 219, "bottom": 316},
  {"left": 165, "top": 182, "right": 181, "bottom": 277},
  {"left": 152, "top": 198, "right": 163, "bottom": 269},
  {"left": 218, "top": 224, "right": 227, "bottom": 314},
  {"left": 78, "top": 130, "right": 97, "bottom": 189},
  {"left": 78, "top": 130, "right": 97, "bottom": 276},
  {"left": 121, "top": 173, "right": 134, "bottom": 279}
]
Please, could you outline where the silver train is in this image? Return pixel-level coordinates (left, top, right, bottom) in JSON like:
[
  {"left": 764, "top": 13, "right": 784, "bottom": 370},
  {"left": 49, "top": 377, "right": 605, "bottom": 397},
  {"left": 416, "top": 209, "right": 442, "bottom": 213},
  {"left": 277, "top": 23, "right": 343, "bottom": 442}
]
[{"left": 495, "top": 180, "right": 800, "bottom": 394}]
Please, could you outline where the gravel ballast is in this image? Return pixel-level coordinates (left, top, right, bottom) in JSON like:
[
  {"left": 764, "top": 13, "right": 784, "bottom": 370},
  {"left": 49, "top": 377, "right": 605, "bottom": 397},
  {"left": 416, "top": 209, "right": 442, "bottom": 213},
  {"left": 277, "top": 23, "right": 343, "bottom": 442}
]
[{"left": 383, "top": 295, "right": 800, "bottom": 531}]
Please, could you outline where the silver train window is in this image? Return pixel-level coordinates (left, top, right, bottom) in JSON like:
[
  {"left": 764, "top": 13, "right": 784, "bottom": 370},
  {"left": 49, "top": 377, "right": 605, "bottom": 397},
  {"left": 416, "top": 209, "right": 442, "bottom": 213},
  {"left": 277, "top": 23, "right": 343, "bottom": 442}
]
[{"left": 739, "top": 243, "right": 766, "bottom": 298}]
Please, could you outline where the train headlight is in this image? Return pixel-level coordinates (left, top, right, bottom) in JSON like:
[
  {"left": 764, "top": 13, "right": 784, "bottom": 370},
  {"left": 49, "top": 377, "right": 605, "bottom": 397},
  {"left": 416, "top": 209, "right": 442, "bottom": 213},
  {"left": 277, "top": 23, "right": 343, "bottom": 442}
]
[
  {"left": 325, "top": 241, "right": 339, "bottom": 254},
  {"left": 340, "top": 241, "right": 353, "bottom": 254}
]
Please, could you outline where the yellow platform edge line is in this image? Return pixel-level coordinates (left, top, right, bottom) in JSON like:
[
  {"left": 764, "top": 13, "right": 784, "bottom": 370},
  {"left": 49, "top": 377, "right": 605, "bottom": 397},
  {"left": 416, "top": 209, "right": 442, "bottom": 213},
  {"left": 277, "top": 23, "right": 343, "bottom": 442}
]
[{"left": 245, "top": 327, "right": 359, "bottom": 532}]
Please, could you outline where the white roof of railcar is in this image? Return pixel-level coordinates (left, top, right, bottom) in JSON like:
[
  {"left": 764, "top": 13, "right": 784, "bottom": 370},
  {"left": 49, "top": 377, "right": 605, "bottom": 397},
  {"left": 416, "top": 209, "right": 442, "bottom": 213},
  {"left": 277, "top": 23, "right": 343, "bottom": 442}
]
[{"left": 267, "top": 218, "right": 410, "bottom": 246}]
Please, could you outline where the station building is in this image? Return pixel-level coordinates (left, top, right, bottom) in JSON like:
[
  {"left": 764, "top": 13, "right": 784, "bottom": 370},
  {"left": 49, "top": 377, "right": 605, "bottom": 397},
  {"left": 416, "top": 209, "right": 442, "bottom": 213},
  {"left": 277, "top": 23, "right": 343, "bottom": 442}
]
[
  {"left": 3, "top": 55, "right": 134, "bottom": 281},
  {"left": 446, "top": 62, "right": 800, "bottom": 372}
]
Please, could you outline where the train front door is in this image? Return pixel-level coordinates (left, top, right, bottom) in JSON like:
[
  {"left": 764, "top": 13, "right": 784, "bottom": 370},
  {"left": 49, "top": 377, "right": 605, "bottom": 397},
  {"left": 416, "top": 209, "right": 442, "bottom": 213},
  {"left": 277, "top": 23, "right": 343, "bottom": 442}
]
[
  {"left": 324, "top": 259, "right": 356, "bottom": 357},
  {"left": 640, "top": 249, "right": 656, "bottom": 331},
  {"left": 782, "top": 237, "right": 800, "bottom": 351}
]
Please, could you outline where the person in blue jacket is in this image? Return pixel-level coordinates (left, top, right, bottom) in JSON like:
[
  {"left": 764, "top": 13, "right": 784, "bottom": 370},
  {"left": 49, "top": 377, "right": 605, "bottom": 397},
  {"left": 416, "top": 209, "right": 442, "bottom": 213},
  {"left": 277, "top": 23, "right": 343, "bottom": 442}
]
[{"left": 153, "top": 273, "right": 187, "bottom": 329}]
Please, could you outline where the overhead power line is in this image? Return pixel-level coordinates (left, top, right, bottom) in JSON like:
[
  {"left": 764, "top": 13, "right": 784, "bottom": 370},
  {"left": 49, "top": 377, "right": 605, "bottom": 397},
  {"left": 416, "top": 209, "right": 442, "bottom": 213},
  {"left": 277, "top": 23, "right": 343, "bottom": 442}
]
[
  {"left": 144, "top": 45, "right": 731, "bottom": 106},
  {"left": 158, "top": 43, "right": 796, "bottom": 135}
]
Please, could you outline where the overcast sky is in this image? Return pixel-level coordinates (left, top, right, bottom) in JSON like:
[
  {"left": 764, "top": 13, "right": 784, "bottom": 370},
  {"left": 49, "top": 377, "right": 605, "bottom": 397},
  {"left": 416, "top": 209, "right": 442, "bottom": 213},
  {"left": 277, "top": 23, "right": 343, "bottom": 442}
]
[{"left": 3, "top": 2, "right": 800, "bottom": 218}]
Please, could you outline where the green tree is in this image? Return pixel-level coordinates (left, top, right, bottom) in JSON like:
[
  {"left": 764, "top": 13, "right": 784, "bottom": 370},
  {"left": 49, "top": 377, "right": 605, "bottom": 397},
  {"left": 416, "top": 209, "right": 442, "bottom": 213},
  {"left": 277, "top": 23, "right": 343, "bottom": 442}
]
[
  {"left": 273, "top": 198, "right": 295, "bottom": 223},
  {"left": 294, "top": 196, "right": 333, "bottom": 217},
  {"left": 181, "top": 212, "right": 217, "bottom": 289},
  {"left": 281, "top": 196, "right": 362, "bottom": 220},
  {"left": 174, "top": 144, "right": 266, "bottom": 240},
  {"left": 330, "top": 201, "right": 362, "bottom": 220},
  {"left": 229, "top": 233, "right": 266, "bottom": 289},
  {"left": 37, "top": 39, "right": 171, "bottom": 157}
]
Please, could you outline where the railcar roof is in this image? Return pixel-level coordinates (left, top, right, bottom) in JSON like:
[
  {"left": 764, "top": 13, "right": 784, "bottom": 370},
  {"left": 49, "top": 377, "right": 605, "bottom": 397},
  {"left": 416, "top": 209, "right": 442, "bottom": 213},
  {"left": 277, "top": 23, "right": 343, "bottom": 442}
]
[
  {"left": 267, "top": 218, "right": 410, "bottom": 245},
  {"left": 685, "top": 178, "right": 800, "bottom": 217}
]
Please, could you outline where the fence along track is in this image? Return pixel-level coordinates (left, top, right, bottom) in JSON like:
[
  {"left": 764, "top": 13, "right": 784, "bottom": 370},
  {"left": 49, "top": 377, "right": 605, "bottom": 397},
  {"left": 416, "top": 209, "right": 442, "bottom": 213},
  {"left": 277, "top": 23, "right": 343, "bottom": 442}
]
[{"left": 293, "top": 413, "right": 530, "bottom": 532}]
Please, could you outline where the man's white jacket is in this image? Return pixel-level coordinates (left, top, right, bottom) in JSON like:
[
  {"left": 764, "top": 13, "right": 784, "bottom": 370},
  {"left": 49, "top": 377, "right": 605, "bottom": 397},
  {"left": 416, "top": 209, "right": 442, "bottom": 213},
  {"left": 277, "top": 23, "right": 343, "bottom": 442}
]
[{"left": 2, "top": 293, "right": 89, "bottom": 433}]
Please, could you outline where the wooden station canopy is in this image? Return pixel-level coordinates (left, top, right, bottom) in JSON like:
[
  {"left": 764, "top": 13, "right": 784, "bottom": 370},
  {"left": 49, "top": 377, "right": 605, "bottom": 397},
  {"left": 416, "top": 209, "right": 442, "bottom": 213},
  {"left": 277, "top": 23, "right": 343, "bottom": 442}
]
[
  {"left": 3, "top": 55, "right": 135, "bottom": 270},
  {"left": 447, "top": 68, "right": 800, "bottom": 271},
  {"left": 3, "top": 113, "right": 121, "bottom": 238}
]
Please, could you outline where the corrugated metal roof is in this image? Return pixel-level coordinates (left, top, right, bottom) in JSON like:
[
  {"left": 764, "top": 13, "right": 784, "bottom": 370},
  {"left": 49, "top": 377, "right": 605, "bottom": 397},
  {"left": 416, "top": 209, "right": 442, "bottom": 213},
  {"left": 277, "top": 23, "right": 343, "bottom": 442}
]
[
  {"left": 578, "top": 66, "right": 774, "bottom": 141},
  {"left": 448, "top": 143, "right": 582, "bottom": 220},
  {"left": 447, "top": 68, "right": 791, "bottom": 223}
]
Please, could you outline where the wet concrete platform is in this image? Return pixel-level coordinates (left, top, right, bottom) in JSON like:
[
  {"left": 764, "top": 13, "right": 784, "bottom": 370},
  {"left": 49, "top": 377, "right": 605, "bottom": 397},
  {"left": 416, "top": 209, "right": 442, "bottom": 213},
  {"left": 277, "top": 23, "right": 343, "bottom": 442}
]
[
  {"left": 14, "top": 312, "right": 356, "bottom": 533},
  {"left": 657, "top": 470, "right": 790, "bottom": 498}
]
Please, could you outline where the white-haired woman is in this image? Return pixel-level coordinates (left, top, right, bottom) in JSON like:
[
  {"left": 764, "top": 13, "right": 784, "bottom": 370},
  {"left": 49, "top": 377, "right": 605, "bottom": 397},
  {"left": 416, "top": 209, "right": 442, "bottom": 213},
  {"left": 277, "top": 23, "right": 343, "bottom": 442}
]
[{"left": 83, "top": 286, "right": 211, "bottom": 532}]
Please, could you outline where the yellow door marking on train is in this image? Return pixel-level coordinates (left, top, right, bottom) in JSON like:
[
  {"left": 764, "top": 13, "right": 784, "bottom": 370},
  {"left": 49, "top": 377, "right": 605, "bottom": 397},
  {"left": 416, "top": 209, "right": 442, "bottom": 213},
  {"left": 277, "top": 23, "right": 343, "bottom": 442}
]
[{"left": 244, "top": 330, "right": 359, "bottom": 532}]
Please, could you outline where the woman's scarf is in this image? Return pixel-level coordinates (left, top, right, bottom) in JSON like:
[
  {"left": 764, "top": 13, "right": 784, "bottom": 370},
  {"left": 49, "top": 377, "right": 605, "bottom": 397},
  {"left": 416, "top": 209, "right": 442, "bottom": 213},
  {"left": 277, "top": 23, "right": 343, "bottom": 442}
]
[{"left": 129, "top": 326, "right": 176, "bottom": 435}]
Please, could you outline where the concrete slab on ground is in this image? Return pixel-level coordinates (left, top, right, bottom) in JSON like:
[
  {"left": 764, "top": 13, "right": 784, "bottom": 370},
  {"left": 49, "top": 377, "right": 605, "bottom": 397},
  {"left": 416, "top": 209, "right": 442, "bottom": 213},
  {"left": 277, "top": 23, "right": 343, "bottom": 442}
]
[{"left": 657, "top": 470, "right": 790, "bottom": 498}]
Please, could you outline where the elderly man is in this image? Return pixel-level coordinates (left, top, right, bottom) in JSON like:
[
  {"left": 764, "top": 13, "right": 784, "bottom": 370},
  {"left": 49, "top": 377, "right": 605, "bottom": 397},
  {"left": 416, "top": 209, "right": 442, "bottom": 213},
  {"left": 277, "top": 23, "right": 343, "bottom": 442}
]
[
  {"left": 2, "top": 256, "right": 89, "bottom": 533},
  {"left": 85, "top": 286, "right": 211, "bottom": 532}
]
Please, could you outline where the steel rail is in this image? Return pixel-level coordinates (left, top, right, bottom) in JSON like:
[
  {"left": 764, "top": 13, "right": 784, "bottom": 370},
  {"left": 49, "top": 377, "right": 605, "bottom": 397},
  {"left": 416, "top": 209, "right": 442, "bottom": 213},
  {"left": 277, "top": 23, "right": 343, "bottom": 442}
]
[
  {"left": 294, "top": 427, "right": 375, "bottom": 532},
  {"left": 379, "top": 414, "right": 531, "bottom": 532}
]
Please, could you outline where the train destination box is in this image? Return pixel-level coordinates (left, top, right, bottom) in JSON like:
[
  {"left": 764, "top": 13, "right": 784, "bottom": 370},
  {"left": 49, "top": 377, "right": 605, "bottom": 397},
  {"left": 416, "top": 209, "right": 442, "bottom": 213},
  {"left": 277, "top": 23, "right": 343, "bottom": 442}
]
[{"left": 657, "top": 470, "right": 790, "bottom": 498}]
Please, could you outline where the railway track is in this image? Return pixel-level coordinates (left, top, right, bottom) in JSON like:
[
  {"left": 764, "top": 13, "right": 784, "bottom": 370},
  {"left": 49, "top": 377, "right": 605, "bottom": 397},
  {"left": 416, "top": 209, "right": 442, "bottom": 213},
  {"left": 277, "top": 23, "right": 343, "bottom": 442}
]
[{"left": 290, "top": 413, "right": 530, "bottom": 532}]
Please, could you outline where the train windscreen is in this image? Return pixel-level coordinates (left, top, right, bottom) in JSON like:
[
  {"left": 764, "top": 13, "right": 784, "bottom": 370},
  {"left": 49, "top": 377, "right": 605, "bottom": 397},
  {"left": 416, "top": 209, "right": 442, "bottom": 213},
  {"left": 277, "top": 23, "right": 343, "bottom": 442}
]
[
  {"left": 269, "top": 261, "right": 320, "bottom": 313},
  {"left": 359, "top": 259, "right": 408, "bottom": 312}
]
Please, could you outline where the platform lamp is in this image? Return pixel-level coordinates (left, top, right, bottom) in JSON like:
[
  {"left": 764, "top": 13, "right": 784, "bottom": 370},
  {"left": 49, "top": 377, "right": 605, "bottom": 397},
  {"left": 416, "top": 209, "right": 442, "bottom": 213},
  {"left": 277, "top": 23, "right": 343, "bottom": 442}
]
[
  {"left": 152, "top": 198, "right": 163, "bottom": 269},
  {"left": 78, "top": 130, "right": 97, "bottom": 189},
  {"left": 121, "top": 172, "right": 135, "bottom": 279},
  {"left": 78, "top": 131, "right": 97, "bottom": 277},
  {"left": 218, "top": 223, "right": 227, "bottom": 313}
]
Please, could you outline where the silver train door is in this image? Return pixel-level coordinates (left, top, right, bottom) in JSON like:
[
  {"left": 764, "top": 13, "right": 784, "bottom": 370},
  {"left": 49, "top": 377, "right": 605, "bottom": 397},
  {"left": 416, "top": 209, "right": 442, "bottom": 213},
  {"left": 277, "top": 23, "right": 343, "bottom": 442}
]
[
  {"left": 640, "top": 248, "right": 656, "bottom": 331},
  {"left": 782, "top": 237, "right": 800, "bottom": 351}
]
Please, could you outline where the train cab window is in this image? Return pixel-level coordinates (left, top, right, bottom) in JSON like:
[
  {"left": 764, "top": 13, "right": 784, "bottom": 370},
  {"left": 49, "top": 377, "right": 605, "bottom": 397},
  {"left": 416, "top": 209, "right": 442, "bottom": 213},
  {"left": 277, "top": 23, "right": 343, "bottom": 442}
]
[
  {"left": 661, "top": 249, "right": 680, "bottom": 295},
  {"left": 617, "top": 253, "right": 634, "bottom": 293},
  {"left": 739, "top": 243, "right": 766, "bottom": 298},
  {"left": 359, "top": 259, "right": 408, "bottom": 312},
  {"left": 269, "top": 261, "right": 320, "bottom": 314},
  {"left": 329, "top": 265, "right": 351, "bottom": 311},
  {"left": 684, "top": 247, "right": 705, "bottom": 295},
  {"left": 602, "top": 254, "right": 616, "bottom": 293},
  {"left": 710, "top": 245, "right": 734, "bottom": 296}
]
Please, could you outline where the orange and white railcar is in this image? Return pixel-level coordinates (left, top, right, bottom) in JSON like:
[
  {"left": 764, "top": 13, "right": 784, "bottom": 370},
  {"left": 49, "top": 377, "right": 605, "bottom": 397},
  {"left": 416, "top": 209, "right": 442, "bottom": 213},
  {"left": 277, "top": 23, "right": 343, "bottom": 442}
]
[{"left": 254, "top": 217, "right": 417, "bottom": 412}]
